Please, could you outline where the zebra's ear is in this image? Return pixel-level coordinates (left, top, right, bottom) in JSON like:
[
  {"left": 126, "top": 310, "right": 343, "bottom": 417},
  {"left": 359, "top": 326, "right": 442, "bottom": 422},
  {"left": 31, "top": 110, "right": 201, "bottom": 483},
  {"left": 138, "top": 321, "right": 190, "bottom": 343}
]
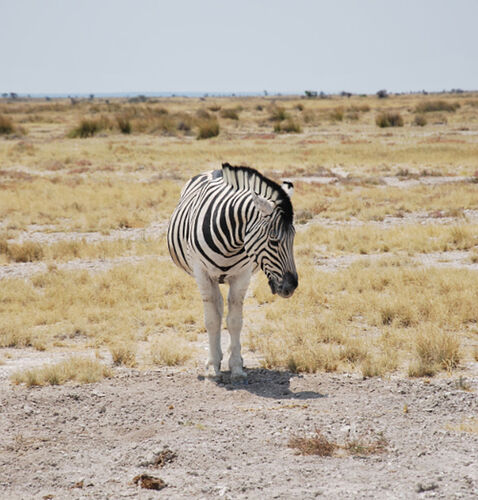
[
  {"left": 251, "top": 191, "right": 275, "bottom": 217},
  {"left": 281, "top": 181, "right": 294, "bottom": 198}
]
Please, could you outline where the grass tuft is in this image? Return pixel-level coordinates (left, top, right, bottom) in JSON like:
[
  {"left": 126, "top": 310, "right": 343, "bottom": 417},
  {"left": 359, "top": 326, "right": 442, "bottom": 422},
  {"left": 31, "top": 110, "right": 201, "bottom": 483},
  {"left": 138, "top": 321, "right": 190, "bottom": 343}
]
[
  {"left": 109, "top": 341, "right": 137, "bottom": 367},
  {"left": 10, "top": 357, "right": 113, "bottom": 386},
  {"left": 68, "top": 117, "right": 112, "bottom": 138},
  {"left": 1, "top": 241, "right": 44, "bottom": 262},
  {"left": 220, "top": 108, "right": 240, "bottom": 120},
  {"left": 289, "top": 429, "right": 336, "bottom": 456},
  {"left": 268, "top": 105, "right": 288, "bottom": 122},
  {"left": 0, "top": 114, "right": 15, "bottom": 134},
  {"left": 415, "top": 100, "right": 460, "bottom": 113},
  {"left": 274, "top": 119, "right": 302, "bottom": 134},
  {"left": 150, "top": 334, "right": 194, "bottom": 366},
  {"left": 413, "top": 114, "right": 427, "bottom": 126},
  {"left": 376, "top": 112, "right": 404, "bottom": 128},
  {"left": 408, "top": 327, "right": 461, "bottom": 377},
  {"left": 196, "top": 118, "right": 219, "bottom": 139},
  {"left": 288, "top": 429, "right": 387, "bottom": 457},
  {"left": 116, "top": 115, "right": 132, "bottom": 134}
]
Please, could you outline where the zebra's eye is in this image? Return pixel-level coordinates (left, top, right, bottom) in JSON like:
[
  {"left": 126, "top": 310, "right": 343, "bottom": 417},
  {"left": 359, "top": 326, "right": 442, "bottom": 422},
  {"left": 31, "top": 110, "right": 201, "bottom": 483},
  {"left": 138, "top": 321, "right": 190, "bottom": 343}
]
[{"left": 269, "top": 232, "right": 280, "bottom": 246}]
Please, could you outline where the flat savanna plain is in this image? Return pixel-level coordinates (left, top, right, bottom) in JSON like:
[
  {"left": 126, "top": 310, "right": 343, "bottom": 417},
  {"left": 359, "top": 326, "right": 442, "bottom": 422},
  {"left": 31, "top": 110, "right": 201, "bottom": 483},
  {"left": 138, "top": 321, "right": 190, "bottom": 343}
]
[{"left": 0, "top": 94, "right": 477, "bottom": 499}]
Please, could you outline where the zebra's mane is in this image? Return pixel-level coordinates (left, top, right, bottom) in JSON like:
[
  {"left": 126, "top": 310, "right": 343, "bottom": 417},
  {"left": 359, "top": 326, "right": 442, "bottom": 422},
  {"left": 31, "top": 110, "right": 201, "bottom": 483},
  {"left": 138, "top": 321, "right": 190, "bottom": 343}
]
[{"left": 221, "top": 163, "right": 293, "bottom": 225}]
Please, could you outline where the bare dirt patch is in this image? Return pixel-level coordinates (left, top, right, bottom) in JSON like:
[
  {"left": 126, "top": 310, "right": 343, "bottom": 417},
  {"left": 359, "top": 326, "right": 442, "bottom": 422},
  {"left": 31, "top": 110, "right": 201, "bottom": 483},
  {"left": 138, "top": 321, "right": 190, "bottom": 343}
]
[{"left": 1, "top": 368, "right": 477, "bottom": 499}]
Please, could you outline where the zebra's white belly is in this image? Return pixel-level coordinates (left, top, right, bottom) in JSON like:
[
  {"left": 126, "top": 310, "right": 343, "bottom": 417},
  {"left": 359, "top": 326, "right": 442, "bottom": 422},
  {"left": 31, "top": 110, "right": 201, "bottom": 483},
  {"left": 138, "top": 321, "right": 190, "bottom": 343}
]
[{"left": 188, "top": 249, "right": 257, "bottom": 283}]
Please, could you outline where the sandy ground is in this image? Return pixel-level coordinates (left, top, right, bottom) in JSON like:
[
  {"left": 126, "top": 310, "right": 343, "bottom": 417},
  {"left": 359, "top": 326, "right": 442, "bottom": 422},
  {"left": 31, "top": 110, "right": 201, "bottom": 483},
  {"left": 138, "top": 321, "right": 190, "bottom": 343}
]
[{"left": 1, "top": 365, "right": 477, "bottom": 499}]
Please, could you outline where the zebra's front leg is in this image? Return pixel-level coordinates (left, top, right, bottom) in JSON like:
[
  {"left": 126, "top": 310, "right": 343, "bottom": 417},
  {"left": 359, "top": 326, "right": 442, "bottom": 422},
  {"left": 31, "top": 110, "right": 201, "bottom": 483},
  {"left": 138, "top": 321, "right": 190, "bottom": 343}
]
[
  {"left": 194, "top": 266, "right": 224, "bottom": 378},
  {"left": 227, "top": 271, "right": 252, "bottom": 381}
]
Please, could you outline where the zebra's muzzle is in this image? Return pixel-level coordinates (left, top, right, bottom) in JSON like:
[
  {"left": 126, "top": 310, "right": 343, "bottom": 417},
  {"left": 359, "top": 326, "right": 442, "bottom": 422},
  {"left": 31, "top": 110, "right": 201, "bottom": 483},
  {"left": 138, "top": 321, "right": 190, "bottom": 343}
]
[
  {"left": 269, "top": 271, "right": 298, "bottom": 298},
  {"left": 268, "top": 278, "right": 279, "bottom": 295}
]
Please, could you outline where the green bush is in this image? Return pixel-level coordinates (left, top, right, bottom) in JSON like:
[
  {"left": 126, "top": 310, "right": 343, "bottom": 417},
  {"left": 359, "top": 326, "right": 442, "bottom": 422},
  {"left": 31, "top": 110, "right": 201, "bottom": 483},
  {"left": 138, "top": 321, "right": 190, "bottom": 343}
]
[{"left": 375, "top": 112, "right": 404, "bottom": 128}]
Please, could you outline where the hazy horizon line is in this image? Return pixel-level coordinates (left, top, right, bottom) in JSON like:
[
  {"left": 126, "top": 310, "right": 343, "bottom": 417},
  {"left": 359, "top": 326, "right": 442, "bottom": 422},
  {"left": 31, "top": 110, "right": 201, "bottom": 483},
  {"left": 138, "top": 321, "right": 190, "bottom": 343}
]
[{"left": 2, "top": 88, "right": 476, "bottom": 99}]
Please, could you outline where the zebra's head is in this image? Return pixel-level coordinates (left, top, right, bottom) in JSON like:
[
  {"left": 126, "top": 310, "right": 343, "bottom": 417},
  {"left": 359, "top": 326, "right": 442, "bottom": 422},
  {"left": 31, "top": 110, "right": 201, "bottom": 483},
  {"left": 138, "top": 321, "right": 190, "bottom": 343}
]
[
  {"left": 245, "top": 181, "right": 298, "bottom": 299},
  {"left": 221, "top": 163, "right": 298, "bottom": 298}
]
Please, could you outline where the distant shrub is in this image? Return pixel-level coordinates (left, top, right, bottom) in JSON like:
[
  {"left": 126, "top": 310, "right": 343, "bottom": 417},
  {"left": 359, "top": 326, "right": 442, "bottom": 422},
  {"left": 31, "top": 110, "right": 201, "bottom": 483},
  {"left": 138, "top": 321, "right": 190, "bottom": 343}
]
[
  {"left": 304, "top": 90, "right": 318, "bottom": 98},
  {"left": 274, "top": 119, "right": 302, "bottom": 133},
  {"left": 302, "top": 110, "right": 316, "bottom": 124},
  {"left": 329, "top": 107, "right": 344, "bottom": 121},
  {"left": 220, "top": 108, "right": 239, "bottom": 120},
  {"left": 149, "top": 115, "right": 177, "bottom": 135},
  {"left": 295, "top": 103, "right": 304, "bottom": 111},
  {"left": 68, "top": 116, "right": 112, "bottom": 138},
  {"left": 68, "top": 120, "right": 98, "bottom": 138},
  {"left": 208, "top": 104, "right": 221, "bottom": 112},
  {"left": 116, "top": 115, "right": 132, "bottom": 134},
  {"left": 346, "top": 111, "right": 360, "bottom": 121},
  {"left": 348, "top": 104, "right": 370, "bottom": 113},
  {"left": 176, "top": 113, "right": 194, "bottom": 133},
  {"left": 415, "top": 100, "right": 460, "bottom": 113},
  {"left": 155, "top": 107, "right": 169, "bottom": 116},
  {"left": 375, "top": 112, "right": 404, "bottom": 128},
  {"left": 196, "top": 109, "right": 211, "bottom": 120},
  {"left": 413, "top": 114, "right": 427, "bottom": 127},
  {"left": 268, "top": 106, "right": 288, "bottom": 122},
  {"left": 0, "top": 114, "right": 15, "bottom": 134},
  {"left": 255, "top": 104, "right": 264, "bottom": 111},
  {"left": 376, "top": 89, "right": 388, "bottom": 99},
  {"left": 196, "top": 118, "right": 219, "bottom": 139}
]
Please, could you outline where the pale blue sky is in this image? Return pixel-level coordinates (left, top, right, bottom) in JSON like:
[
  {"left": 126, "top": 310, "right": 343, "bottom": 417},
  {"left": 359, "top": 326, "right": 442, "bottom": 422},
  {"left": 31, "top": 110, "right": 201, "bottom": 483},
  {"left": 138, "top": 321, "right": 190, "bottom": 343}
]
[{"left": 2, "top": 0, "right": 477, "bottom": 95}]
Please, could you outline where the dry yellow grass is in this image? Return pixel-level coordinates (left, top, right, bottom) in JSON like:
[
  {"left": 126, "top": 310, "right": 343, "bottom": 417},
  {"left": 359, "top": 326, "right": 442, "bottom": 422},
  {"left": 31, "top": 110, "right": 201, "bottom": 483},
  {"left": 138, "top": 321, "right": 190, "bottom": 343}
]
[
  {"left": 1, "top": 93, "right": 478, "bottom": 379},
  {"left": 0, "top": 177, "right": 180, "bottom": 231},
  {"left": 150, "top": 333, "right": 195, "bottom": 366},
  {"left": 0, "top": 260, "right": 203, "bottom": 351},
  {"left": 109, "top": 341, "right": 137, "bottom": 367},
  {"left": 408, "top": 326, "right": 461, "bottom": 377},
  {"left": 296, "top": 223, "right": 478, "bottom": 256},
  {"left": 294, "top": 182, "right": 478, "bottom": 222},
  {"left": 10, "top": 356, "right": 112, "bottom": 386},
  {"left": 0, "top": 236, "right": 168, "bottom": 264},
  {"left": 249, "top": 259, "right": 477, "bottom": 376},
  {"left": 1, "top": 94, "right": 477, "bottom": 179},
  {"left": 288, "top": 429, "right": 387, "bottom": 457}
]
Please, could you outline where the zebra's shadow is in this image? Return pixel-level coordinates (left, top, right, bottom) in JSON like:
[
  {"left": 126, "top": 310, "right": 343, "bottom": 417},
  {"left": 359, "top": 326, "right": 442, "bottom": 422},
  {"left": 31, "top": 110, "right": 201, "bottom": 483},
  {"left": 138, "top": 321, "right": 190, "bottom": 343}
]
[{"left": 199, "top": 368, "right": 326, "bottom": 400}]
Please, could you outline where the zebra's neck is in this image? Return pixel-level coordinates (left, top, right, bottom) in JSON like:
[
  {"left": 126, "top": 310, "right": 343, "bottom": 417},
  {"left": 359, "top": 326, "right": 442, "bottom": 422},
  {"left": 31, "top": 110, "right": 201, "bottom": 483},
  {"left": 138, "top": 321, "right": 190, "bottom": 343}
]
[{"left": 222, "top": 163, "right": 282, "bottom": 202}]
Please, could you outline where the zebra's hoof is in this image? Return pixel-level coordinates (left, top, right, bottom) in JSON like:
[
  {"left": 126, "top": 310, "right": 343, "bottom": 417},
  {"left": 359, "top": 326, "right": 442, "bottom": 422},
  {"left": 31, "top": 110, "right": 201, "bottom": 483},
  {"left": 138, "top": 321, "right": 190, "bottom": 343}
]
[
  {"left": 205, "top": 364, "right": 221, "bottom": 381},
  {"left": 230, "top": 369, "right": 247, "bottom": 384}
]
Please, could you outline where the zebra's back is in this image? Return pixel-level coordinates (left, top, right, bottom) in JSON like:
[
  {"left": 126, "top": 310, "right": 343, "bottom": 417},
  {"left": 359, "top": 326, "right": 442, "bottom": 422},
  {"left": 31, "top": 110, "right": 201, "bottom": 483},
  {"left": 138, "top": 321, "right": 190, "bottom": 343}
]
[{"left": 167, "top": 170, "right": 252, "bottom": 280}]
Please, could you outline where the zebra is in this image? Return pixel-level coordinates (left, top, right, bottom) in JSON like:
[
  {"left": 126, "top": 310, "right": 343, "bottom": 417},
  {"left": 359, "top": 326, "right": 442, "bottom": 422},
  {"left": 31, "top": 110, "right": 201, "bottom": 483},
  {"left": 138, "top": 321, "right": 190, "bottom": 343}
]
[{"left": 167, "top": 163, "right": 298, "bottom": 380}]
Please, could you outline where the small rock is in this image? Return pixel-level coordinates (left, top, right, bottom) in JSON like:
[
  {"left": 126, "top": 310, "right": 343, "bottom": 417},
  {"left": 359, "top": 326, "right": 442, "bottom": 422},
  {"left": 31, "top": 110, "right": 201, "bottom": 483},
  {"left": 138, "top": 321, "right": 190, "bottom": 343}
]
[
  {"left": 416, "top": 482, "right": 438, "bottom": 493},
  {"left": 132, "top": 474, "right": 166, "bottom": 491}
]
